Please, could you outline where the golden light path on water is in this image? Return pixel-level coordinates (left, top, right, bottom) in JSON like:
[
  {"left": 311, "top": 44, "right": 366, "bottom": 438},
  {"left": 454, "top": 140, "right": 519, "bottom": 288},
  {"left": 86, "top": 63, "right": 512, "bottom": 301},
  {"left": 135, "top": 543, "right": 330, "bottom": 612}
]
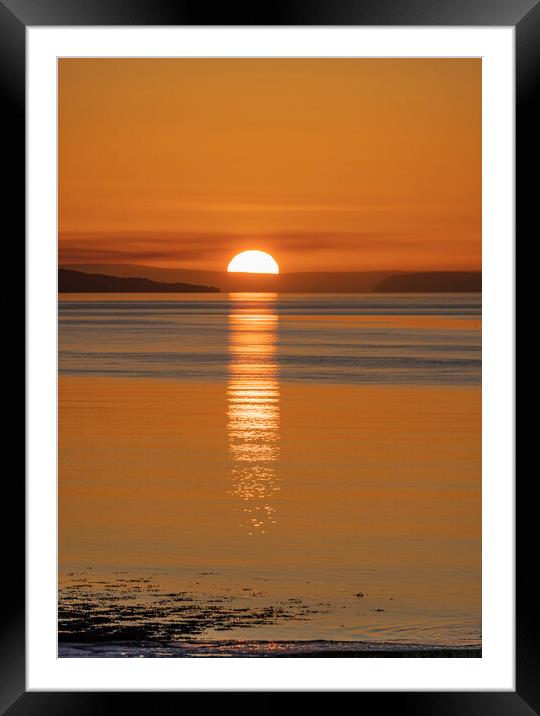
[{"left": 227, "top": 293, "right": 280, "bottom": 534}]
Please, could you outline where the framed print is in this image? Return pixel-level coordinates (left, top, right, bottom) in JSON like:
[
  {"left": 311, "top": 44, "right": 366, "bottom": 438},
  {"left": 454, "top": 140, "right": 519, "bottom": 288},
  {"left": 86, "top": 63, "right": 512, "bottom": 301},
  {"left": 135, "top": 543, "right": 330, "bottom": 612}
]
[{"left": 10, "top": 0, "right": 531, "bottom": 710}]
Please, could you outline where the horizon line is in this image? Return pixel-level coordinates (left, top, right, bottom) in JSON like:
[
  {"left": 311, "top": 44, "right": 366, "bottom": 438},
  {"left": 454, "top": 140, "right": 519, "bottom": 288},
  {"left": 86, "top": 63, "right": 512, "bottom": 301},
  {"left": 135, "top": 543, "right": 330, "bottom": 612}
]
[{"left": 59, "top": 264, "right": 482, "bottom": 275}]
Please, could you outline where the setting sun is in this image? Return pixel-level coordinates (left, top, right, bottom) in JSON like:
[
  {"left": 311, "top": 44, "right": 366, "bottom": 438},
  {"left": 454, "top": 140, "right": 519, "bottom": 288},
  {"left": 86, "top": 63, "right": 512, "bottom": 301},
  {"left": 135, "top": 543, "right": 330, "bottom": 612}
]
[{"left": 227, "top": 250, "right": 279, "bottom": 274}]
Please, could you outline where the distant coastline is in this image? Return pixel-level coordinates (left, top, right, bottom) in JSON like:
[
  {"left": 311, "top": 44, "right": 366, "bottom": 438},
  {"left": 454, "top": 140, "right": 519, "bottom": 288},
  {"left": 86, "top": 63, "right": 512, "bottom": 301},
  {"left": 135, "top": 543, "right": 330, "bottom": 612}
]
[
  {"left": 58, "top": 268, "right": 220, "bottom": 293},
  {"left": 374, "top": 271, "right": 481, "bottom": 293},
  {"left": 60, "top": 266, "right": 481, "bottom": 294}
]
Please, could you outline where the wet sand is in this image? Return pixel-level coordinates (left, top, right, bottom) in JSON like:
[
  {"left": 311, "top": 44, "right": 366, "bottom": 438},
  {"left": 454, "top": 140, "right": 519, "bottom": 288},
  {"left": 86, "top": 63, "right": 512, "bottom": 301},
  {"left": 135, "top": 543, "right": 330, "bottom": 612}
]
[{"left": 58, "top": 564, "right": 481, "bottom": 656}]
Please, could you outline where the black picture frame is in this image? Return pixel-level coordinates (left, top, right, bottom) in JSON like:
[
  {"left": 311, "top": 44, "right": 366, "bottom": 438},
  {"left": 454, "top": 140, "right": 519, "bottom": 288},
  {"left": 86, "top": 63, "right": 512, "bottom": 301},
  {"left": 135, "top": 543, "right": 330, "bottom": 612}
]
[{"left": 9, "top": 0, "right": 530, "bottom": 710}]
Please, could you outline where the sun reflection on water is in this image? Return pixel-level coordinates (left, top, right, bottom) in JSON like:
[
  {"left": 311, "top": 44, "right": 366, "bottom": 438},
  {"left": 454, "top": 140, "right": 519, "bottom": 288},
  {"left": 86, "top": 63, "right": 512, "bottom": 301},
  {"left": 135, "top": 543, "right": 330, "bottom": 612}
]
[{"left": 227, "top": 294, "right": 280, "bottom": 534}]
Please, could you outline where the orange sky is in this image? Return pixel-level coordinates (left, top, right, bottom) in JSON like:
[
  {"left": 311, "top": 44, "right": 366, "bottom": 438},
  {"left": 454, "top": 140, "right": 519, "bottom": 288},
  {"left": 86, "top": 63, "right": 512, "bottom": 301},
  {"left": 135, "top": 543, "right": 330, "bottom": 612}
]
[{"left": 58, "top": 58, "right": 481, "bottom": 273}]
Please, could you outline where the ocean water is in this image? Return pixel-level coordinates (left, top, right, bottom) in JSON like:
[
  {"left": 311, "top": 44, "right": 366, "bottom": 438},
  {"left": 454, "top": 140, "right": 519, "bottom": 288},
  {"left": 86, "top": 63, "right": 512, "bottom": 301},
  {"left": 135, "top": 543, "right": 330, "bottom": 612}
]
[
  {"left": 58, "top": 293, "right": 481, "bottom": 656},
  {"left": 59, "top": 293, "right": 481, "bottom": 384}
]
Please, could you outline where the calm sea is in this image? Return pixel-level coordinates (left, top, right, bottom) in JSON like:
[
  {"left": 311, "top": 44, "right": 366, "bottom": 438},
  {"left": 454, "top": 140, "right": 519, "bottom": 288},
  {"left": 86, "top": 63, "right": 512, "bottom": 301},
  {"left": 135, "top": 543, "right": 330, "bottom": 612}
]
[{"left": 58, "top": 293, "right": 481, "bottom": 656}]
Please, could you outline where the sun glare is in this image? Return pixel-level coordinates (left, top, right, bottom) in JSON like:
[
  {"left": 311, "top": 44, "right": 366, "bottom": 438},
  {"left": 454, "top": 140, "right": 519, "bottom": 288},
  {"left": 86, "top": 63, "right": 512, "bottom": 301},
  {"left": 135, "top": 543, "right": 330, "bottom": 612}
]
[{"left": 227, "top": 250, "right": 279, "bottom": 274}]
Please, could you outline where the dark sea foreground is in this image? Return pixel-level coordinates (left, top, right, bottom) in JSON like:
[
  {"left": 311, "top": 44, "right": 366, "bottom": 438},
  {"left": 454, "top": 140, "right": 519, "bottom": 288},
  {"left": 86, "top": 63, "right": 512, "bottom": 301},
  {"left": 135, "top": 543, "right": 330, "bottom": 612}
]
[{"left": 59, "top": 640, "right": 481, "bottom": 658}]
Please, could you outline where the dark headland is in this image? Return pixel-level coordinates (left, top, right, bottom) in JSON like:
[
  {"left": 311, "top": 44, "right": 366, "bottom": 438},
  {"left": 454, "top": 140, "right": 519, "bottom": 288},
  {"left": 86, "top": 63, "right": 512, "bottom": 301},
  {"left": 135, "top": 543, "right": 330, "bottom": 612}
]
[
  {"left": 374, "top": 271, "right": 481, "bottom": 293},
  {"left": 58, "top": 269, "right": 220, "bottom": 293}
]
